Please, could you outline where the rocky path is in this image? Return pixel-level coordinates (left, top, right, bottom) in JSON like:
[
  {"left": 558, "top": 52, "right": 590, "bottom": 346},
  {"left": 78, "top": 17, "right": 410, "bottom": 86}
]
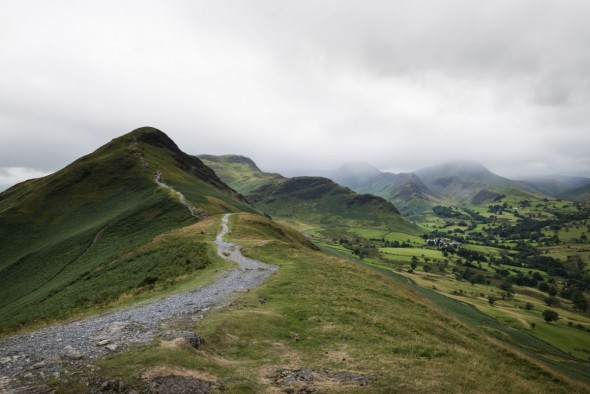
[
  {"left": 0, "top": 214, "right": 276, "bottom": 391},
  {"left": 154, "top": 170, "right": 206, "bottom": 219}
]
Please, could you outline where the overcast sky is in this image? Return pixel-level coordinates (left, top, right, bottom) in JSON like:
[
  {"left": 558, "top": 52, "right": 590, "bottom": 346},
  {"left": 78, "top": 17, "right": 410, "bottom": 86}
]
[{"left": 1, "top": 0, "right": 589, "bottom": 190}]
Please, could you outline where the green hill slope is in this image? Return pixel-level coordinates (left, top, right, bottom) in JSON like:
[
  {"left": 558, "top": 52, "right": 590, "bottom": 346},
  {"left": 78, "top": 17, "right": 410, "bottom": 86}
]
[
  {"left": 383, "top": 173, "right": 439, "bottom": 218},
  {"left": 80, "top": 213, "right": 589, "bottom": 392},
  {"left": 198, "top": 154, "right": 284, "bottom": 194},
  {"left": 249, "top": 176, "right": 419, "bottom": 233},
  {"left": 0, "top": 127, "right": 253, "bottom": 333}
]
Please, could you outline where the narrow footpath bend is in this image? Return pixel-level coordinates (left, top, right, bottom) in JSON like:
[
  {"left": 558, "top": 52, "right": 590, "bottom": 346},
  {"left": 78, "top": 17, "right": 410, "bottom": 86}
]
[{"left": 0, "top": 214, "right": 276, "bottom": 388}]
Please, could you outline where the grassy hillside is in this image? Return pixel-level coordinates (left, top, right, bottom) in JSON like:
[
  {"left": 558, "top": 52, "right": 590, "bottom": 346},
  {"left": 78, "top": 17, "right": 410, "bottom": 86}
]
[
  {"left": 64, "top": 213, "right": 588, "bottom": 393},
  {"left": 198, "top": 154, "right": 284, "bottom": 195},
  {"left": 248, "top": 176, "right": 419, "bottom": 233},
  {"left": 364, "top": 173, "right": 439, "bottom": 221},
  {"left": 319, "top": 244, "right": 590, "bottom": 384},
  {"left": 0, "top": 127, "right": 253, "bottom": 333}
]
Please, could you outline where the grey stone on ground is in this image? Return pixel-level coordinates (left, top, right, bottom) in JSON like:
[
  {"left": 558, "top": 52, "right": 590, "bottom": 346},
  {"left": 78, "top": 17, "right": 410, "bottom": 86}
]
[
  {"left": 62, "top": 346, "right": 82, "bottom": 360},
  {"left": 9, "top": 384, "right": 53, "bottom": 394},
  {"left": 278, "top": 368, "right": 314, "bottom": 384},
  {"left": 147, "top": 375, "right": 220, "bottom": 394},
  {"left": 275, "top": 368, "right": 370, "bottom": 389},
  {"left": 162, "top": 331, "right": 205, "bottom": 349},
  {"left": 92, "top": 379, "right": 128, "bottom": 393},
  {"left": 333, "top": 371, "right": 369, "bottom": 385}
]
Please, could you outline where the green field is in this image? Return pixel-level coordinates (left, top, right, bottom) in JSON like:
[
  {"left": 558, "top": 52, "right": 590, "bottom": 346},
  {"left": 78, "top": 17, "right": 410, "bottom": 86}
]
[
  {"left": 461, "top": 243, "right": 506, "bottom": 256},
  {"left": 379, "top": 247, "right": 446, "bottom": 262},
  {"left": 372, "top": 263, "right": 590, "bottom": 362},
  {"left": 349, "top": 227, "right": 426, "bottom": 245}
]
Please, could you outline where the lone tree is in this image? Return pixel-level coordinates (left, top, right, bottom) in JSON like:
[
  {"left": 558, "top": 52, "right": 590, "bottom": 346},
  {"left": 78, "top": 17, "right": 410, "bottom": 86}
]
[
  {"left": 544, "top": 296, "right": 560, "bottom": 307},
  {"left": 488, "top": 295, "right": 496, "bottom": 306},
  {"left": 542, "top": 309, "right": 559, "bottom": 323},
  {"left": 571, "top": 291, "right": 588, "bottom": 311}
]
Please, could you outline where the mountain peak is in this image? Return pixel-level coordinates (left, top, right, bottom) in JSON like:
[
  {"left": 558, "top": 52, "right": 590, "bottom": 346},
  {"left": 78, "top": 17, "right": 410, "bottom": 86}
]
[
  {"left": 414, "top": 160, "right": 541, "bottom": 201},
  {"left": 330, "top": 162, "right": 383, "bottom": 189},
  {"left": 335, "top": 161, "right": 382, "bottom": 177},
  {"left": 434, "top": 160, "right": 488, "bottom": 173},
  {"left": 415, "top": 161, "right": 497, "bottom": 180},
  {"left": 126, "top": 126, "right": 180, "bottom": 153}
]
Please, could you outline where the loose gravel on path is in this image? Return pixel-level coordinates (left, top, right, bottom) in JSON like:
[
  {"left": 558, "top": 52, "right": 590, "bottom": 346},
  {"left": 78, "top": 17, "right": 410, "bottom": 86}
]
[{"left": 0, "top": 213, "right": 276, "bottom": 390}]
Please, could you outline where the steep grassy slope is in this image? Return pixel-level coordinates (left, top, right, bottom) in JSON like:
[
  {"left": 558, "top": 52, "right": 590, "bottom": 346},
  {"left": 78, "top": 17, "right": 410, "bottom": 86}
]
[
  {"left": 0, "top": 127, "right": 253, "bottom": 333},
  {"left": 198, "top": 154, "right": 284, "bottom": 195},
  {"left": 74, "top": 213, "right": 588, "bottom": 393},
  {"left": 382, "top": 173, "right": 439, "bottom": 219}
]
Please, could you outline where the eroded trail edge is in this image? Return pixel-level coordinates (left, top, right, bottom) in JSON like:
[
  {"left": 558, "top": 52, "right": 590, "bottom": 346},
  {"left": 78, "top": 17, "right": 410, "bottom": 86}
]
[{"left": 0, "top": 214, "right": 276, "bottom": 389}]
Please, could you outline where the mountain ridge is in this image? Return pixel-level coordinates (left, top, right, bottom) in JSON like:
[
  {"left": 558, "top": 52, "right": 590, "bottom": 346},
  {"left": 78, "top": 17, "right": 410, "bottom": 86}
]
[
  {"left": 199, "top": 155, "right": 419, "bottom": 233},
  {"left": 328, "top": 162, "right": 439, "bottom": 220},
  {"left": 0, "top": 127, "right": 253, "bottom": 333},
  {"left": 198, "top": 154, "right": 284, "bottom": 196},
  {"left": 517, "top": 174, "right": 590, "bottom": 199}
]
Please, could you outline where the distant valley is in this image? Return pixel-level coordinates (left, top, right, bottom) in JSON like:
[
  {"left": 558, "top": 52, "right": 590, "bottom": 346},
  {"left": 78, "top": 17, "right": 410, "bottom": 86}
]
[{"left": 328, "top": 160, "right": 590, "bottom": 220}]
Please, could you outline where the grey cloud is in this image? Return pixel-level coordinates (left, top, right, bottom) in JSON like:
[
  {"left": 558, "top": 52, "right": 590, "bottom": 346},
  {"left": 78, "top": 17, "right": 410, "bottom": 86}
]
[{"left": 0, "top": 0, "right": 589, "bottom": 187}]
